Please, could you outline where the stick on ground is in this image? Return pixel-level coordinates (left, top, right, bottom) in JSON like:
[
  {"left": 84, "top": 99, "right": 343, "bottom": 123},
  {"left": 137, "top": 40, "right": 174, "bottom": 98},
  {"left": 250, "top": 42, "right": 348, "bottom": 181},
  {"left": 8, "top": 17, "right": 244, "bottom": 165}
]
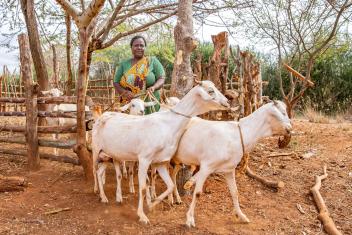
[
  {"left": 267, "top": 152, "right": 295, "bottom": 158},
  {"left": 245, "top": 166, "right": 285, "bottom": 189},
  {"left": 44, "top": 207, "right": 71, "bottom": 215},
  {"left": 310, "top": 165, "right": 342, "bottom": 235}
]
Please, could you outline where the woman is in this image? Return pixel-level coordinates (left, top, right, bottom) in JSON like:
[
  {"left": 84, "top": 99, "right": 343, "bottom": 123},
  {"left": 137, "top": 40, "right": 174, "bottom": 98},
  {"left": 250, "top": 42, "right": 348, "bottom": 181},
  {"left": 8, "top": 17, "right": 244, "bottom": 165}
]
[{"left": 113, "top": 35, "right": 165, "bottom": 114}]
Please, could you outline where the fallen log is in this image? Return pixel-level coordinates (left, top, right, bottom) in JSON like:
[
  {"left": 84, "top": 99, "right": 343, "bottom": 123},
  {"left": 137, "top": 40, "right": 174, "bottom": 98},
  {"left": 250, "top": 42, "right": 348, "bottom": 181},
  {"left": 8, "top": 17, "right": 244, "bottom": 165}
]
[
  {"left": 0, "top": 175, "right": 28, "bottom": 192},
  {"left": 0, "top": 149, "right": 80, "bottom": 165},
  {"left": 245, "top": 166, "right": 285, "bottom": 189},
  {"left": 310, "top": 165, "right": 342, "bottom": 235}
]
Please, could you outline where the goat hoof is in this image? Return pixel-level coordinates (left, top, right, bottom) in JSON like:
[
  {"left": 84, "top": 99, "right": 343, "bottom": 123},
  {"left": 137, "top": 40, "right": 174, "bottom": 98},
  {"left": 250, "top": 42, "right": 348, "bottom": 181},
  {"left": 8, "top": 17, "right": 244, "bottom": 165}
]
[
  {"left": 175, "top": 200, "right": 182, "bottom": 205},
  {"left": 235, "top": 214, "right": 250, "bottom": 223},
  {"left": 116, "top": 198, "right": 123, "bottom": 204},
  {"left": 186, "top": 217, "right": 195, "bottom": 228},
  {"left": 184, "top": 181, "right": 194, "bottom": 190},
  {"left": 100, "top": 197, "right": 109, "bottom": 203},
  {"left": 139, "top": 216, "right": 150, "bottom": 225}
]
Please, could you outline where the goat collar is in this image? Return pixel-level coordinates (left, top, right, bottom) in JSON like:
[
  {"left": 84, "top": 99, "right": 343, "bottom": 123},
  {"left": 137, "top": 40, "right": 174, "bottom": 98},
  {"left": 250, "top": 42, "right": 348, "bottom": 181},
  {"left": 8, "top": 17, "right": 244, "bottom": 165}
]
[
  {"left": 238, "top": 124, "right": 246, "bottom": 155},
  {"left": 170, "top": 109, "right": 192, "bottom": 119}
]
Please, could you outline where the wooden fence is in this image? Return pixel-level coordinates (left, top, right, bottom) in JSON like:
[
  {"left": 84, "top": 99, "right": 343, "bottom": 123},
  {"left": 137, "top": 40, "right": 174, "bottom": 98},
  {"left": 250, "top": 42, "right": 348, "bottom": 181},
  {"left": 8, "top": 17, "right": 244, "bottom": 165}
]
[
  {"left": 0, "top": 66, "right": 25, "bottom": 112},
  {"left": 0, "top": 34, "right": 93, "bottom": 170}
]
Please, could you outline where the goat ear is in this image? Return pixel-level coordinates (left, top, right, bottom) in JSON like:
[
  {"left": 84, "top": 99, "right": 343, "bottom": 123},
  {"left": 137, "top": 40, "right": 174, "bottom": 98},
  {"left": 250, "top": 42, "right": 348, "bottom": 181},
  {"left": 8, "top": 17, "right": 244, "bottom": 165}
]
[
  {"left": 194, "top": 79, "right": 202, "bottom": 86},
  {"left": 273, "top": 100, "right": 279, "bottom": 106},
  {"left": 262, "top": 96, "right": 272, "bottom": 104},
  {"left": 119, "top": 103, "right": 130, "bottom": 112}
]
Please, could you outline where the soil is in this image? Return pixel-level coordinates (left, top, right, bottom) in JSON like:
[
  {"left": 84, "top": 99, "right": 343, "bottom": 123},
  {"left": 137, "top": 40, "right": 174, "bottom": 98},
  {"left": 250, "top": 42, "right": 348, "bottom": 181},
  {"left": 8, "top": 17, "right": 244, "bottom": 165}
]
[{"left": 0, "top": 117, "right": 351, "bottom": 235}]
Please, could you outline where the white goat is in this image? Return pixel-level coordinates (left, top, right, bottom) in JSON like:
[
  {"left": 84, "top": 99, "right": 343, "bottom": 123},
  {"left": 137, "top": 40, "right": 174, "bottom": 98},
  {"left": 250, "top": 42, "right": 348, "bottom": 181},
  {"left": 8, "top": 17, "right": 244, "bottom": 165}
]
[
  {"left": 92, "top": 80, "right": 229, "bottom": 224},
  {"left": 100, "top": 97, "right": 180, "bottom": 196},
  {"left": 170, "top": 100, "right": 292, "bottom": 227},
  {"left": 41, "top": 88, "right": 63, "bottom": 98},
  {"left": 41, "top": 88, "right": 90, "bottom": 155},
  {"left": 100, "top": 98, "right": 157, "bottom": 194}
]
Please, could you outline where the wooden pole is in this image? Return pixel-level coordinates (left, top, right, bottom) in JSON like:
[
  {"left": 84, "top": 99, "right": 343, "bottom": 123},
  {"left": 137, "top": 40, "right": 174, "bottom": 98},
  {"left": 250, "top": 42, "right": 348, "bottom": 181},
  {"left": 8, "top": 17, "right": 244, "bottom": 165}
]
[
  {"left": 0, "top": 149, "right": 79, "bottom": 165},
  {"left": 237, "top": 46, "right": 244, "bottom": 118},
  {"left": 0, "top": 75, "right": 3, "bottom": 112},
  {"left": 19, "top": 33, "right": 40, "bottom": 170},
  {"left": 52, "top": 44, "right": 59, "bottom": 88},
  {"left": 0, "top": 124, "right": 77, "bottom": 134},
  {"left": 0, "top": 136, "right": 76, "bottom": 149}
]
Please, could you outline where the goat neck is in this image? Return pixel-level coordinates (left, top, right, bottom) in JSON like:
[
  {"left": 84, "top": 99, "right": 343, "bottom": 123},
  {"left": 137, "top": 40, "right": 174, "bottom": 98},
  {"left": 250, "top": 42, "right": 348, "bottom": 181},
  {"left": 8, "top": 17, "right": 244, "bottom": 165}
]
[
  {"left": 238, "top": 105, "right": 272, "bottom": 152},
  {"left": 171, "top": 88, "right": 213, "bottom": 117}
]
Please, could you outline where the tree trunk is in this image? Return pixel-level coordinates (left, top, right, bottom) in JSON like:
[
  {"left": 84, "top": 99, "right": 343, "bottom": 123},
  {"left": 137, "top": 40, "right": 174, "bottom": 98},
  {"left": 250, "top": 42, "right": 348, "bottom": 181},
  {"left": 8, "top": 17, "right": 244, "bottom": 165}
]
[
  {"left": 170, "top": 0, "right": 195, "bottom": 195},
  {"left": 76, "top": 28, "right": 93, "bottom": 181},
  {"left": 65, "top": 10, "right": 73, "bottom": 95},
  {"left": 20, "top": 0, "right": 49, "bottom": 91},
  {"left": 170, "top": 0, "right": 195, "bottom": 98}
]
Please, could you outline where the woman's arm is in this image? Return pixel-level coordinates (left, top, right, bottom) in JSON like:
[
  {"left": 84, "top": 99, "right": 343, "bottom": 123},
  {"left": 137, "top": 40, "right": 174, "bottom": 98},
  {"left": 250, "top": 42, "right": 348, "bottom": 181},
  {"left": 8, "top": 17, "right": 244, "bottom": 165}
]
[
  {"left": 147, "top": 77, "right": 165, "bottom": 93},
  {"left": 114, "top": 82, "right": 134, "bottom": 101},
  {"left": 114, "top": 62, "right": 134, "bottom": 101},
  {"left": 147, "top": 57, "right": 166, "bottom": 93}
]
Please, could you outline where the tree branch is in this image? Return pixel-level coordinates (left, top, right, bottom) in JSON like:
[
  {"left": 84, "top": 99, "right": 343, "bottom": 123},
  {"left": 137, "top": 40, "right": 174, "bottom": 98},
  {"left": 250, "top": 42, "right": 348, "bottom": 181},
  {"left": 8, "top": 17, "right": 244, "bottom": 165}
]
[
  {"left": 55, "top": 0, "right": 80, "bottom": 22},
  {"left": 78, "top": 0, "right": 106, "bottom": 27},
  {"left": 101, "top": 10, "right": 177, "bottom": 49},
  {"left": 99, "top": 0, "right": 127, "bottom": 42}
]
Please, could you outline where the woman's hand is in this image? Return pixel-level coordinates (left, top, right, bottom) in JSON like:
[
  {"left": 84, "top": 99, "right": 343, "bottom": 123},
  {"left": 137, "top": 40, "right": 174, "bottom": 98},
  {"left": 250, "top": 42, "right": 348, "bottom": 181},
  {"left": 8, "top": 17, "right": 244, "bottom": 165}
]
[{"left": 147, "top": 86, "right": 156, "bottom": 93}]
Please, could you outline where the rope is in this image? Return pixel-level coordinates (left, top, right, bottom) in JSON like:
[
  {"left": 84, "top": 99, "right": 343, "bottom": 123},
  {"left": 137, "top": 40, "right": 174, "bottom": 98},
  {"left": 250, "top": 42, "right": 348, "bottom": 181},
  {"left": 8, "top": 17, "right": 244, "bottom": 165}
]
[
  {"left": 144, "top": 91, "right": 160, "bottom": 114},
  {"left": 170, "top": 109, "right": 192, "bottom": 119}
]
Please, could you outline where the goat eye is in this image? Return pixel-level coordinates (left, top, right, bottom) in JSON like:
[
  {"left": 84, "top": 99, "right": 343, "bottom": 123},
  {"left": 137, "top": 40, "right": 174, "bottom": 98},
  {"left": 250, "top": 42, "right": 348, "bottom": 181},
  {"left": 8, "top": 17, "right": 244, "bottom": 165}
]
[
  {"left": 208, "top": 89, "right": 215, "bottom": 95},
  {"left": 132, "top": 104, "right": 135, "bottom": 107}
]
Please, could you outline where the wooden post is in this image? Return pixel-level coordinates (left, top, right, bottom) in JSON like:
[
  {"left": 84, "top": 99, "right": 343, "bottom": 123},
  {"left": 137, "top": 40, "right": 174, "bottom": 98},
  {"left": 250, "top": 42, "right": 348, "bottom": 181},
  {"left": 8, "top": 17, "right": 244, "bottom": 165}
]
[
  {"left": 257, "top": 64, "right": 263, "bottom": 106},
  {"left": 0, "top": 75, "right": 3, "bottom": 112},
  {"left": 19, "top": 33, "right": 40, "bottom": 170},
  {"left": 237, "top": 46, "right": 244, "bottom": 118},
  {"left": 52, "top": 44, "right": 59, "bottom": 88}
]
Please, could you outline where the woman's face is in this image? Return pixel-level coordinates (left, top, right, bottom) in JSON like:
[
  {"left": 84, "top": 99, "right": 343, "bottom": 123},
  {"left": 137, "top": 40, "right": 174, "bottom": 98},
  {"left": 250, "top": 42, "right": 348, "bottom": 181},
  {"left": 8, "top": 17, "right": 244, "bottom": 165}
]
[{"left": 131, "top": 38, "right": 145, "bottom": 59}]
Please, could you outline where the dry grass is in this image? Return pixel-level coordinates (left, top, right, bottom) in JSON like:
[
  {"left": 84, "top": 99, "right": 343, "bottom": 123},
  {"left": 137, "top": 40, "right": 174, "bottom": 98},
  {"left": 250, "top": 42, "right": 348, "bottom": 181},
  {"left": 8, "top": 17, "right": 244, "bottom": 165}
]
[{"left": 303, "top": 106, "right": 331, "bottom": 123}]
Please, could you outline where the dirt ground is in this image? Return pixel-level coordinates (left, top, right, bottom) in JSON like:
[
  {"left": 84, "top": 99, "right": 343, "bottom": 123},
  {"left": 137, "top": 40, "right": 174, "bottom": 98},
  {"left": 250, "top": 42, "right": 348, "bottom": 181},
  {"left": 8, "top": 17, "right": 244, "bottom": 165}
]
[{"left": 0, "top": 117, "right": 351, "bottom": 235}]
